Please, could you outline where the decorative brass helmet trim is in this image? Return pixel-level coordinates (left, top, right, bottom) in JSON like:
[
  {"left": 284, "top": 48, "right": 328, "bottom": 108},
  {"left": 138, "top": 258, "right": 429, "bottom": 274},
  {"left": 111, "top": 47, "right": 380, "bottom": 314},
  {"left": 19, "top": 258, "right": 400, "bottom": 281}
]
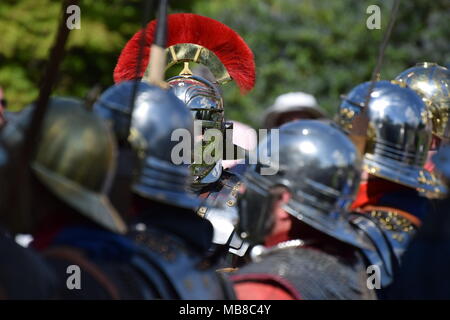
[
  {"left": 128, "top": 127, "right": 148, "bottom": 159},
  {"left": 363, "top": 157, "right": 447, "bottom": 199},
  {"left": 164, "top": 43, "right": 232, "bottom": 84}
]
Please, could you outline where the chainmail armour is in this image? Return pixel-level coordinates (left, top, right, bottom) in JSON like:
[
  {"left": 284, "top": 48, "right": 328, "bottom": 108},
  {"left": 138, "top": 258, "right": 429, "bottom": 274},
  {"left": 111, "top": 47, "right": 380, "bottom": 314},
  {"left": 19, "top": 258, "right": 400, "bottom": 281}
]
[{"left": 236, "top": 246, "right": 376, "bottom": 300}]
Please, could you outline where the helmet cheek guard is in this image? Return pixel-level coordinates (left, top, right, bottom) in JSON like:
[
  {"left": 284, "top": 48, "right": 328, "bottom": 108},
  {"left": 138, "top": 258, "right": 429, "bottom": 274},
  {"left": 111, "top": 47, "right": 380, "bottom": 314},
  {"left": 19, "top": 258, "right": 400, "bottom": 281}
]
[{"left": 237, "top": 170, "right": 278, "bottom": 245}]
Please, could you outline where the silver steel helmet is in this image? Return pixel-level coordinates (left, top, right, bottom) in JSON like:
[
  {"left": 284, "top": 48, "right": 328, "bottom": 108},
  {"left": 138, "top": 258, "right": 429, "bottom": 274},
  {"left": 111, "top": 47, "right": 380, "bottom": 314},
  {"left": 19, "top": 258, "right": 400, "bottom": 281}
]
[
  {"left": 395, "top": 62, "right": 450, "bottom": 141},
  {"left": 168, "top": 74, "right": 225, "bottom": 185},
  {"left": 337, "top": 80, "right": 447, "bottom": 198},
  {"left": 94, "top": 81, "right": 201, "bottom": 210},
  {"left": 238, "top": 120, "right": 371, "bottom": 250}
]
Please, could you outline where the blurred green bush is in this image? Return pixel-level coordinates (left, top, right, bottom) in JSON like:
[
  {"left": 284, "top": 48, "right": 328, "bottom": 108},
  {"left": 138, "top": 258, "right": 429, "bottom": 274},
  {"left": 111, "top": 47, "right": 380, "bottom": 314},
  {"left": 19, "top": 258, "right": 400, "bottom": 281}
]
[{"left": 0, "top": 0, "right": 448, "bottom": 127}]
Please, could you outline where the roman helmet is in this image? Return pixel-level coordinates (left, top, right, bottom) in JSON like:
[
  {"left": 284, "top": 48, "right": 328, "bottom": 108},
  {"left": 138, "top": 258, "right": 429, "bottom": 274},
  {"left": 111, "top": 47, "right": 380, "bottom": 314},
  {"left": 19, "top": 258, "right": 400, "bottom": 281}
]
[
  {"left": 238, "top": 119, "right": 371, "bottom": 250},
  {"left": 113, "top": 13, "right": 256, "bottom": 186},
  {"left": 395, "top": 62, "right": 450, "bottom": 143},
  {"left": 94, "top": 81, "right": 201, "bottom": 210},
  {"left": 0, "top": 97, "right": 126, "bottom": 234},
  {"left": 337, "top": 80, "right": 447, "bottom": 198}
]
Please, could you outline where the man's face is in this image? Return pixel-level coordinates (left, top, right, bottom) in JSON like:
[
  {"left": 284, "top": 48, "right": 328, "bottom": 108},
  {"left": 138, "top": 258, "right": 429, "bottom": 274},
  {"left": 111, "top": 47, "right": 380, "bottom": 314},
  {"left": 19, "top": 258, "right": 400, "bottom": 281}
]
[{"left": 264, "top": 189, "right": 292, "bottom": 245}]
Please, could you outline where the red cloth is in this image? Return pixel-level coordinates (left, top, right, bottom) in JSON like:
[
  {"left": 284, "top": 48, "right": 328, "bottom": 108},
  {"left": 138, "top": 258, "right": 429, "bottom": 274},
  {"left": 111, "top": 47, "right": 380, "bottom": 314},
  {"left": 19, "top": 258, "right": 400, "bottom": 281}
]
[
  {"left": 31, "top": 214, "right": 72, "bottom": 250},
  {"left": 31, "top": 209, "right": 90, "bottom": 251},
  {"left": 234, "top": 282, "right": 297, "bottom": 300},
  {"left": 231, "top": 273, "right": 301, "bottom": 300},
  {"left": 425, "top": 150, "right": 437, "bottom": 172},
  {"left": 351, "top": 177, "right": 411, "bottom": 210},
  {"left": 424, "top": 160, "right": 435, "bottom": 172}
]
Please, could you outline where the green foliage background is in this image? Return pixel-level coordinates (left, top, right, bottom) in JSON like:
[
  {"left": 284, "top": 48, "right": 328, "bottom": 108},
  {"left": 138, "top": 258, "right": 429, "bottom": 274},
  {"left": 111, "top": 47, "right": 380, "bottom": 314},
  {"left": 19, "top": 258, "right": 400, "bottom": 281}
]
[{"left": 0, "top": 0, "right": 448, "bottom": 126}]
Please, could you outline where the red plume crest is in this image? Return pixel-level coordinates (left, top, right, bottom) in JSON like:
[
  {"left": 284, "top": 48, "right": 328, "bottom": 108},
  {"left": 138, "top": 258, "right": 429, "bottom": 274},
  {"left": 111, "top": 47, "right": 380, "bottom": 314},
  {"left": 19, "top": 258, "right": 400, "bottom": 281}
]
[{"left": 114, "top": 13, "right": 255, "bottom": 93}]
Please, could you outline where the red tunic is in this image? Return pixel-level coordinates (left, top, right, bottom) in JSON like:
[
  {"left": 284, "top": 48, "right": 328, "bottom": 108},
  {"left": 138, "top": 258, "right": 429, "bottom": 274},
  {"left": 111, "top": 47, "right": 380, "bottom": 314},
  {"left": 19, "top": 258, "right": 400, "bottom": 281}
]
[{"left": 231, "top": 273, "right": 301, "bottom": 300}]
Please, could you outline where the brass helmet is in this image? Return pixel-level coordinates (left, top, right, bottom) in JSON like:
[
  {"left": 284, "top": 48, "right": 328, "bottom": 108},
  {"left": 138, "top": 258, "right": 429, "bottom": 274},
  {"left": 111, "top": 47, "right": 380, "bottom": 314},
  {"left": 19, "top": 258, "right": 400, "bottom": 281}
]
[
  {"left": 337, "top": 80, "right": 446, "bottom": 198},
  {"left": 113, "top": 13, "right": 256, "bottom": 185},
  {"left": 395, "top": 62, "right": 450, "bottom": 141},
  {"left": 2, "top": 97, "right": 126, "bottom": 234}
]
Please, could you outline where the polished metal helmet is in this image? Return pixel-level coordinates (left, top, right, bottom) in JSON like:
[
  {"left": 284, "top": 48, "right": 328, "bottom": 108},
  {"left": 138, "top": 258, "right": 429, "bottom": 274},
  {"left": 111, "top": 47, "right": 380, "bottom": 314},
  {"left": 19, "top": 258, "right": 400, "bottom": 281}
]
[
  {"left": 94, "top": 81, "right": 202, "bottom": 210},
  {"left": 337, "top": 80, "right": 446, "bottom": 198},
  {"left": 395, "top": 62, "right": 450, "bottom": 141},
  {"left": 168, "top": 73, "right": 225, "bottom": 184},
  {"left": 114, "top": 14, "right": 256, "bottom": 186},
  {"left": 1, "top": 97, "right": 126, "bottom": 234},
  {"left": 238, "top": 120, "right": 371, "bottom": 250}
]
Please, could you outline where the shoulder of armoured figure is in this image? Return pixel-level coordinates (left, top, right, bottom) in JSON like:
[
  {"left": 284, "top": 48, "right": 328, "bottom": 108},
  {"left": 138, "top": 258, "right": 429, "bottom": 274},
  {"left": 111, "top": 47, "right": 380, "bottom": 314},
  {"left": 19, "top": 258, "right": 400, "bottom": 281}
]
[
  {"left": 233, "top": 245, "right": 373, "bottom": 300},
  {"left": 349, "top": 207, "right": 419, "bottom": 288},
  {"left": 128, "top": 224, "right": 232, "bottom": 299},
  {"left": 354, "top": 205, "right": 419, "bottom": 237},
  {"left": 0, "top": 233, "right": 59, "bottom": 299}
]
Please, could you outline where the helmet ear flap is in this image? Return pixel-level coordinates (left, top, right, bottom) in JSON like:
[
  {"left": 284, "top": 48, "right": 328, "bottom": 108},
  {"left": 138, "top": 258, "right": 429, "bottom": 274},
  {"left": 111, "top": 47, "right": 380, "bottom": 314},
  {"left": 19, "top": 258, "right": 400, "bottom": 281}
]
[{"left": 237, "top": 179, "right": 278, "bottom": 244}]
